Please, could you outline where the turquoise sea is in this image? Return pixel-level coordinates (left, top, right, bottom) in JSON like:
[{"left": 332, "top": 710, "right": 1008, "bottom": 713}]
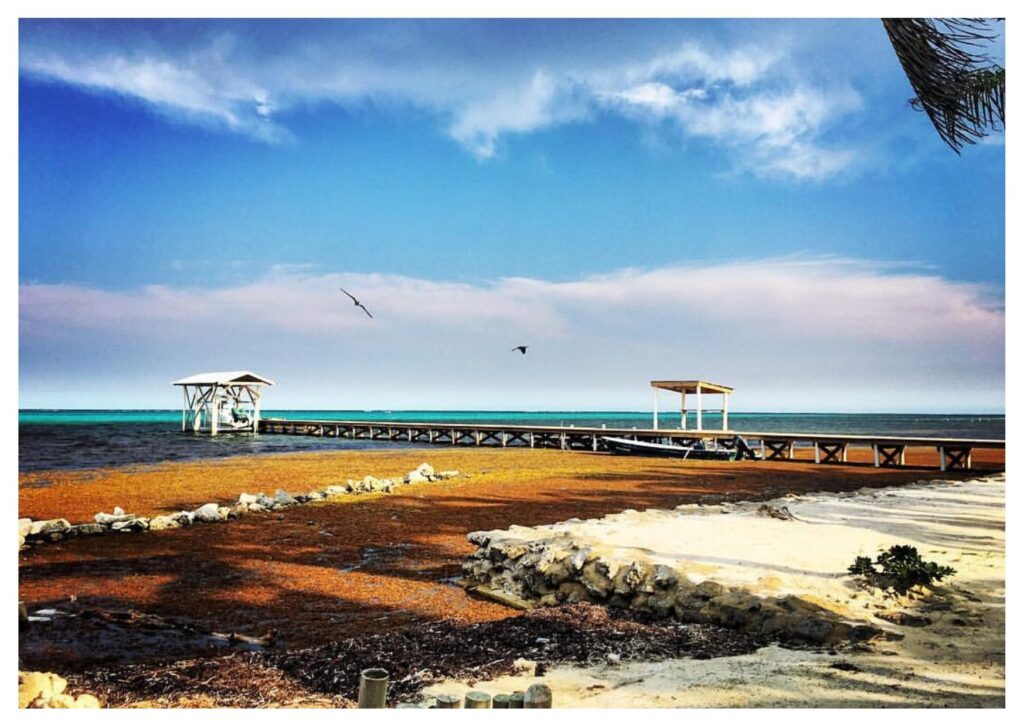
[{"left": 19, "top": 410, "right": 1005, "bottom": 472}]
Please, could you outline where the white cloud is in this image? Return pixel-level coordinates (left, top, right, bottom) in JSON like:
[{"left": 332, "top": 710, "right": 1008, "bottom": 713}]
[
  {"left": 20, "top": 22, "right": 867, "bottom": 179},
  {"left": 20, "top": 258, "right": 1004, "bottom": 410}
]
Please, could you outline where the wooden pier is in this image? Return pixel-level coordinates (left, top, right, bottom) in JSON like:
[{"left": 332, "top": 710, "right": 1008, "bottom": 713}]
[{"left": 258, "top": 419, "right": 1003, "bottom": 471}]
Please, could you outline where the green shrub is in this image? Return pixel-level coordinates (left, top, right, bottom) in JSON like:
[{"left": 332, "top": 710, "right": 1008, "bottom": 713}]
[{"left": 847, "top": 545, "right": 956, "bottom": 590}]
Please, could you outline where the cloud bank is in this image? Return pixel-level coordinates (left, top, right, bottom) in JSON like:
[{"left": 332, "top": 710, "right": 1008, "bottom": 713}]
[
  {"left": 20, "top": 20, "right": 865, "bottom": 179},
  {"left": 19, "top": 258, "right": 1004, "bottom": 410}
]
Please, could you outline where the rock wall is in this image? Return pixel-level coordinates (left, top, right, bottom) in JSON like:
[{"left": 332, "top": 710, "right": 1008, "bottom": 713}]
[
  {"left": 19, "top": 463, "right": 458, "bottom": 551},
  {"left": 462, "top": 526, "right": 885, "bottom": 647}
]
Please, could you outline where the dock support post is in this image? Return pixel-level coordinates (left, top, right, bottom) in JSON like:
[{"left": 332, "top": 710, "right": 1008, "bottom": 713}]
[
  {"left": 873, "top": 444, "right": 880, "bottom": 467},
  {"left": 939, "top": 446, "right": 946, "bottom": 472},
  {"left": 592, "top": 435, "right": 598, "bottom": 451},
  {"left": 696, "top": 384, "right": 703, "bottom": 431},
  {"left": 560, "top": 432, "right": 567, "bottom": 450},
  {"left": 530, "top": 432, "right": 535, "bottom": 448},
  {"left": 652, "top": 388, "right": 659, "bottom": 430},
  {"left": 814, "top": 442, "right": 820, "bottom": 464},
  {"left": 680, "top": 391, "right": 687, "bottom": 430},
  {"left": 722, "top": 392, "right": 729, "bottom": 430}
]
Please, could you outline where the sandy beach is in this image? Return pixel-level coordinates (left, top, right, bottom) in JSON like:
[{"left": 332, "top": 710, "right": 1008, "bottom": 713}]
[{"left": 18, "top": 446, "right": 1005, "bottom": 706}]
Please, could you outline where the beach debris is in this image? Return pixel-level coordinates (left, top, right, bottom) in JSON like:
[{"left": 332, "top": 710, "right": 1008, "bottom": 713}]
[
  {"left": 756, "top": 504, "right": 797, "bottom": 520},
  {"left": 19, "top": 671, "right": 101, "bottom": 709},
  {"left": 18, "top": 464, "right": 459, "bottom": 551}
]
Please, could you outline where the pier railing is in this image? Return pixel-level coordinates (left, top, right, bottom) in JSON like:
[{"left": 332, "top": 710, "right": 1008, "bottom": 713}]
[{"left": 257, "top": 418, "right": 1003, "bottom": 471}]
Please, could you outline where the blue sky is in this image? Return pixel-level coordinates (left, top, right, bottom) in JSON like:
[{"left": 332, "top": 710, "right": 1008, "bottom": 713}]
[{"left": 18, "top": 19, "right": 1005, "bottom": 411}]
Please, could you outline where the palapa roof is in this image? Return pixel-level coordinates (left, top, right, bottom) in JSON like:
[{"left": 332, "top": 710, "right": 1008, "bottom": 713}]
[
  {"left": 650, "top": 380, "right": 733, "bottom": 394},
  {"left": 173, "top": 371, "right": 276, "bottom": 387}
]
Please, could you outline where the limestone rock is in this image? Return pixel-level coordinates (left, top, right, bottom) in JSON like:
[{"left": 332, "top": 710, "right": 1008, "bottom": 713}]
[
  {"left": 68, "top": 523, "right": 107, "bottom": 537},
  {"left": 275, "top": 489, "right": 298, "bottom": 506},
  {"left": 111, "top": 517, "right": 149, "bottom": 533},
  {"left": 28, "top": 519, "right": 71, "bottom": 542},
  {"left": 149, "top": 514, "right": 184, "bottom": 531},
  {"left": 94, "top": 507, "right": 132, "bottom": 526},
  {"left": 192, "top": 503, "right": 225, "bottom": 523},
  {"left": 18, "top": 518, "right": 33, "bottom": 538},
  {"left": 19, "top": 671, "right": 68, "bottom": 709}
]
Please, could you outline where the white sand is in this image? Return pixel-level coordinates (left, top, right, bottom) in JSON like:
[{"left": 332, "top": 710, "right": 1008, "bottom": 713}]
[{"left": 425, "top": 475, "right": 1005, "bottom": 707}]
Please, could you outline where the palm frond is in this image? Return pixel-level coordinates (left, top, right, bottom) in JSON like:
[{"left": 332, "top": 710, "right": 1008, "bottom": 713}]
[{"left": 883, "top": 18, "right": 1005, "bottom": 152}]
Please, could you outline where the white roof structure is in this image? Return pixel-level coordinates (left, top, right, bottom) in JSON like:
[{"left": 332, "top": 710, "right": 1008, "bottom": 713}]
[{"left": 173, "top": 371, "right": 276, "bottom": 387}]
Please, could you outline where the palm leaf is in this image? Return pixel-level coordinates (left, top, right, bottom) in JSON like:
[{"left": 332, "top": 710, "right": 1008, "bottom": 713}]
[{"left": 883, "top": 18, "right": 1005, "bottom": 152}]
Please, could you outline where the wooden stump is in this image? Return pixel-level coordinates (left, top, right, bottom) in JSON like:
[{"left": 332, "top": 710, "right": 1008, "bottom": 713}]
[
  {"left": 464, "top": 691, "right": 491, "bottom": 708},
  {"left": 434, "top": 694, "right": 461, "bottom": 709},
  {"left": 524, "top": 683, "right": 552, "bottom": 708},
  {"left": 492, "top": 694, "right": 513, "bottom": 709},
  {"left": 357, "top": 668, "right": 389, "bottom": 708}
]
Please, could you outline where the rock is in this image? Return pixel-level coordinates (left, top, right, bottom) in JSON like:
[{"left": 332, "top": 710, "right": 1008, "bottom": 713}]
[
  {"left": 18, "top": 518, "right": 33, "bottom": 538},
  {"left": 793, "top": 617, "right": 836, "bottom": 644},
  {"left": 68, "top": 694, "right": 101, "bottom": 708},
  {"left": 27, "top": 519, "right": 71, "bottom": 542},
  {"left": 305, "top": 490, "right": 324, "bottom": 501},
  {"left": 192, "top": 503, "right": 225, "bottom": 523},
  {"left": 612, "top": 561, "right": 649, "bottom": 596},
  {"left": 581, "top": 560, "right": 614, "bottom": 598},
  {"left": 653, "top": 564, "right": 679, "bottom": 589},
  {"left": 238, "top": 493, "right": 261, "bottom": 506},
  {"left": 565, "top": 547, "right": 591, "bottom": 573},
  {"left": 68, "top": 523, "right": 107, "bottom": 537},
  {"left": 557, "top": 582, "right": 591, "bottom": 604},
  {"left": 149, "top": 514, "right": 184, "bottom": 531},
  {"left": 875, "top": 611, "right": 932, "bottom": 627},
  {"left": 437, "top": 470, "right": 459, "bottom": 479},
  {"left": 217, "top": 506, "right": 232, "bottom": 520},
  {"left": 19, "top": 671, "right": 68, "bottom": 709},
  {"left": 512, "top": 658, "right": 537, "bottom": 675},
  {"left": 111, "top": 517, "right": 149, "bottom": 533},
  {"left": 323, "top": 485, "right": 348, "bottom": 497},
  {"left": 275, "top": 489, "right": 298, "bottom": 506},
  {"left": 94, "top": 507, "right": 133, "bottom": 525},
  {"left": 406, "top": 463, "right": 435, "bottom": 484}
]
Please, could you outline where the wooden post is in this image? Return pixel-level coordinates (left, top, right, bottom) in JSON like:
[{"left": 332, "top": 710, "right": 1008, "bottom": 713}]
[
  {"left": 252, "top": 391, "right": 261, "bottom": 433},
  {"left": 873, "top": 444, "right": 880, "bottom": 467},
  {"left": 19, "top": 601, "right": 28, "bottom": 621},
  {"left": 435, "top": 695, "right": 461, "bottom": 709},
  {"left": 696, "top": 384, "right": 703, "bottom": 431},
  {"left": 530, "top": 432, "right": 535, "bottom": 448},
  {"left": 493, "top": 694, "right": 513, "bottom": 709},
  {"left": 357, "top": 668, "right": 389, "bottom": 708},
  {"left": 814, "top": 442, "right": 820, "bottom": 464},
  {"left": 508, "top": 692, "right": 525, "bottom": 708},
  {"left": 938, "top": 446, "right": 946, "bottom": 471},
  {"left": 210, "top": 386, "right": 219, "bottom": 436},
  {"left": 722, "top": 393, "right": 729, "bottom": 431},
  {"left": 524, "top": 683, "right": 552, "bottom": 708},
  {"left": 464, "top": 691, "right": 491, "bottom": 708},
  {"left": 680, "top": 391, "right": 687, "bottom": 430},
  {"left": 652, "top": 388, "right": 659, "bottom": 430}
]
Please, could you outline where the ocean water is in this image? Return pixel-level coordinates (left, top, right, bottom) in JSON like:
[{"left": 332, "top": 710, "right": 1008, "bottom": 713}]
[{"left": 18, "top": 410, "right": 1005, "bottom": 473}]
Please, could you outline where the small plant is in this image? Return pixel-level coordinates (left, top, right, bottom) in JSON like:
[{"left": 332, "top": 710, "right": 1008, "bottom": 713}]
[{"left": 847, "top": 545, "right": 956, "bottom": 590}]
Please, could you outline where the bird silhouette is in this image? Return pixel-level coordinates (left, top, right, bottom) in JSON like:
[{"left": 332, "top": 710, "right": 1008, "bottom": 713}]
[
  {"left": 339, "top": 288, "right": 373, "bottom": 319},
  {"left": 512, "top": 345, "right": 529, "bottom": 355}
]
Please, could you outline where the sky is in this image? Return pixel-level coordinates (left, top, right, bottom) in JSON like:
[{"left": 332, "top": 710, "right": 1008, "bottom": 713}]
[{"left": 18, "top": 18, "right": 1005, "bottom": 412}]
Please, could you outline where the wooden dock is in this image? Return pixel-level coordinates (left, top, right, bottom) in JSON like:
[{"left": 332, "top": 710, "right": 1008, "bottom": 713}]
[{"left": 258, "top": 419, "right": 1004, "bottom": 471}]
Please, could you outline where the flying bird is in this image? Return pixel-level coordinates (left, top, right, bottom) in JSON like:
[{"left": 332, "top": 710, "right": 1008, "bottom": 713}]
[
  {"left": 512, "top": 346, "right": 529, "bottom": 355},
  {"left": 339, "top": 287, "right": 373, "bottom": 319}
]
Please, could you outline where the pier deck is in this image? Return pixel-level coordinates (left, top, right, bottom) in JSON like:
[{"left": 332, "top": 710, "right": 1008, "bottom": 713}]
[{"left": 258, "top": 419, "right": 1004, "bottom": 471}]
